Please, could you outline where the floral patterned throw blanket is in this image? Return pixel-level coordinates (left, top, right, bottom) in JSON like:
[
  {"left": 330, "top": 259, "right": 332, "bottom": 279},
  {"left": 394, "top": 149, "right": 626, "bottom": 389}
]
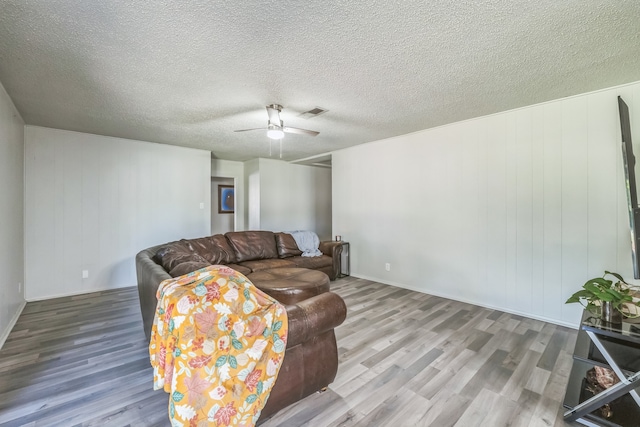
[{"left": 150, "top": 265, "right": 288, "bottom": 426}]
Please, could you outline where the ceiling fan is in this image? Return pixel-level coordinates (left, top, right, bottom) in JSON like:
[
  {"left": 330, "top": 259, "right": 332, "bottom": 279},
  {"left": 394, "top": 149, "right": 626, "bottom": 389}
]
[{"left": 234, "top": 104, "right": 319, "bottom": 139}]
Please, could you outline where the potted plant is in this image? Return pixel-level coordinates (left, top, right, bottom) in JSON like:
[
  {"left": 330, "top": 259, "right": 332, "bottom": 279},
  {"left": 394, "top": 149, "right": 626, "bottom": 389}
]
[{"left": 565, "top": 271, "right": 640, "bottom": 323}]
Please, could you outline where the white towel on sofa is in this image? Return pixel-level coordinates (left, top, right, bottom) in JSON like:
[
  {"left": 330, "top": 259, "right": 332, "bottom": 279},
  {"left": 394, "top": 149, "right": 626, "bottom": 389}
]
[{"left": 287, "top": 230, "right": 322, "bottom": 257}]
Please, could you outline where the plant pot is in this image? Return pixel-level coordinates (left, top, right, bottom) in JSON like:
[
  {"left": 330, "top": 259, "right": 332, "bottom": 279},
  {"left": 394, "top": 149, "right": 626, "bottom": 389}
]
[{"left": 601, "top": 301, "right": 623, "bottom": 324}]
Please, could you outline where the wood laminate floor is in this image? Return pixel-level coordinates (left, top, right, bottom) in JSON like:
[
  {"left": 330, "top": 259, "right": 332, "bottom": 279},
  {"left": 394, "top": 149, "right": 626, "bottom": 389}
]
[{"left": 0, "top": 277, "right": 580, "bottom": 427}]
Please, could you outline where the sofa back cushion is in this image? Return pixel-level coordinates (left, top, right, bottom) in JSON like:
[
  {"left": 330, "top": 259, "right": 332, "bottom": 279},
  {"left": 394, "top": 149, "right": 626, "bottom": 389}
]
[
  {"left": 225, "top": 231, "right": 278, "bottom": 262},
  {"left": 155, "top": 242, "right": 209, "bottom": 272},
  {"left": 169, "top": 260, "right": 210, "bottom": 277},
  {"left": 275, "top": 232, "right": 303, "bottom": 258},
  {"left": 182, "top": 234, "right": 237, "bottom": 264}
]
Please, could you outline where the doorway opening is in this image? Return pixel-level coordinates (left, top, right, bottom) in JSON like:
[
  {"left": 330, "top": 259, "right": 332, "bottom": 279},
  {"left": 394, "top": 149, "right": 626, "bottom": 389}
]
[{"left": 211, "top": 177, "right": 235, "bottom": 234}]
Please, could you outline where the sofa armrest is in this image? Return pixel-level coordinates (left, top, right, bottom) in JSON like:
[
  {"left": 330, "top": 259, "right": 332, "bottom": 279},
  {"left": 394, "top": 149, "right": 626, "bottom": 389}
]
[
  {"left": 136, "top": 246, "right": 172, "bottom": 341},
  {"left": 285, "top": 291, "right": 347, "bottom": 349},
  {"left": 319, "top": 241, "right": 343, "bottom": 258},
  {"left": 318, "top": 241, "right": 343, "bottom": 280}
]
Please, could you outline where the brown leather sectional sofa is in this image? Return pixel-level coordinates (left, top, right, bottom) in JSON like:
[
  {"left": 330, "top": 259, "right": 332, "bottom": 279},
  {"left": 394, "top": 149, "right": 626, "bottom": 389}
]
[
  {"left": 152, "top": 230, "right": 343, "bottom": 279},
  {"left": 135, "top": 230, "right": 347, "bottom": 422}
]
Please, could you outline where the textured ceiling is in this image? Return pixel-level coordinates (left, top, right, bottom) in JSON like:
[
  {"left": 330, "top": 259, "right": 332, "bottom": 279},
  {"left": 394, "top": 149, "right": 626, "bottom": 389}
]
[{"left": 1, "top": 1, "right": 640, "bottom": 162}]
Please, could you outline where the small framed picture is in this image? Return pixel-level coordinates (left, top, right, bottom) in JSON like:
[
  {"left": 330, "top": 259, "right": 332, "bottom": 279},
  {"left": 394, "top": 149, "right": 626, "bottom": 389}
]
[{"left": 218, "top": 185, "right": 234, "bottom": 214}]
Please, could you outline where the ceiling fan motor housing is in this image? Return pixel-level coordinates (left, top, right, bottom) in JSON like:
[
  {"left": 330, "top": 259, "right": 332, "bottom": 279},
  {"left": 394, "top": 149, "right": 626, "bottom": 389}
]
[
  {"left": 267, "top": 104, "right": 284, "bottom": 128},
  {"left": 234, "top": 104, "right": 319, "bottom": 137}
]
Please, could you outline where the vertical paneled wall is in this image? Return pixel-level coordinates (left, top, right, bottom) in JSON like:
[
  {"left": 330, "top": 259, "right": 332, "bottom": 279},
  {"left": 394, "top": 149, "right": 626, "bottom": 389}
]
[
  {"left": 25, "top": 127, "right": 211, "bottom": 301},
  {"left": 0, "top": 81, "right": 25, "bottom": 346},
  {"left": 257, "top": 159, "right": 332, "bottom": 240},
  {"left": 333, "top": 81, "right": 640, "bottom": 327}
]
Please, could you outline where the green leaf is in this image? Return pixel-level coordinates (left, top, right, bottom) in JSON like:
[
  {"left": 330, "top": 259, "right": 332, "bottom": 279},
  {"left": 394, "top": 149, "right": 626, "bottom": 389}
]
[
  {"left": 172, "top": 391, "right": 184, "bottom": 402},
  {"left": 246, "top": 394, "right": 258, "bottom": 404},
  {"left": 257, "top": 381, "right": 264, "bottom": 395},
  {"left": 170, "top": 401, "right": 175, "bottom": 418},
  {"left": 583, "top": 282, "right": 602, "bottom": 294},
  {"left": 588, "top": 278, "right": 613, "bottom": 287},
  {"left": 605, "top": 271, "right": 626, "bottom": 283},
  {"left": 566, "top": 290, "right": 593, "bottom": 304},
  {"left": 215, "top": 355, "right": 228, "bottom": 367},
  {"left": 583, "top": 279, "right": 614, "bottom": 297},
  {"left": 173, "top": 348, "right": 181, "bottom": 358},
  {"left": 169, "top": 318, "right": 175, "bottom": 333},
  {"left": 232, "top": 338, "right": 243, "bottom": 350},
  {"left": 229, "top": 355, "right": 238, "bottom": 369},
  {"left": 263, "top": 328, "right": 272, "bottom": 338},
  {"left": 574, "top": 290, "right": 594, "bottom": 298},
  {"left": 599, "top": 293, "right": 615, "bottom": 302},
  {"left": 605, "top": 288, "right": 624, "bottom": 300},
  {"left": 272, "top": 321, "right": 282, "bottom": 332},
  {"left": 244, "top": 289, "right": 251, "bottom": 300}
]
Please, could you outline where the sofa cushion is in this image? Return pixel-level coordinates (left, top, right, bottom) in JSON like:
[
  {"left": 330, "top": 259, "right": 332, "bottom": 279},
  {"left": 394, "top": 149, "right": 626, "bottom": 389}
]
[
  {"left": 225, "top": 231, "right": 278, "bottom": 262},
  {"left": 275, "top": 232, "right": 303, "bottom": 258},
  {"left": 169, "top": 261, "right": 211, "bottom": 277},
  {"left": 239, "top": 258, "right": 297, "bottom": 273},
  {"left": 225, "top": 263, "right": 252, "bottom": 276},
  {"left": 289, "top": 255, "right": 333, "bottom": 270},
  {"left": 155, "top": 242, "right": 208, "bottom": 272},
  {"left": 182, "top": 235, "right": 237, "bottom": 264},
  {"left": 247, "top": 267, "right": 330, "bottom": 305}
]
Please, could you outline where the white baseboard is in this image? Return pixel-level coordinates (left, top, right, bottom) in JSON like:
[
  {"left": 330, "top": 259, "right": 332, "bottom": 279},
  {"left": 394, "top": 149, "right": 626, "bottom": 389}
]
[
  {"left": 0, "top": 300, "right": 27, "bottom": 350},
  {"left": 351, "top": 273, "right": 578, "bottom": 330}
]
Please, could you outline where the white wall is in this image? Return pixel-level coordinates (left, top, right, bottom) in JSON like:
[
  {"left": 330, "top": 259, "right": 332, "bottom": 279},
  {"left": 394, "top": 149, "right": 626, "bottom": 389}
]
[
  {"left": 0, "top": 82, "right": 25, "bottom": 347},
  {"left": 257, "top": 159, "right": 332, "bottom": 240},
  {"left": 333, "top": 81, "right": 640, "bottom": 327},
  {"left": 25, "top": 127, "right": 211, "bottom": 300},
  {"left": 211, "top": 177, "right": 234, "bottom": 234},
  {"left": 212, "top": 158, "right": 246, "bottom": 231},
  {"left": 245, "top": 159, "right": 260, "bottom": 230}
]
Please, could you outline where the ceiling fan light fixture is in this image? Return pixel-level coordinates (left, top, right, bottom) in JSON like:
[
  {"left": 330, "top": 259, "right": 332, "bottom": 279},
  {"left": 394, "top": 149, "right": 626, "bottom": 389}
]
[
  {"left": 267, "top": 128, "right": 285, "bottom": 140},
  {"left": 234, "top": 105, "right": 318, "bottom": 143}
]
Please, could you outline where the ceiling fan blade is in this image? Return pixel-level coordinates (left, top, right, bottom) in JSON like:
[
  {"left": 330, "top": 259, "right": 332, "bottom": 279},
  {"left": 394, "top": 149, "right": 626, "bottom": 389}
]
[
  {"left": 266, "top": 105, "right": 282, "bottom": 126},
  {"left": 234, "top": 127, "right": 266, "bottom": 132},
  {"left": 283, "top": 126, "right": 319, "bottom": 136}
]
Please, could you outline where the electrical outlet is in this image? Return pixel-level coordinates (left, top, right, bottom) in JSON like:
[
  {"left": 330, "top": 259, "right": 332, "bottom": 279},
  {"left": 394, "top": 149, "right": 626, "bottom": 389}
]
[
  {"left": 385, "top": 263, "right": 391, "bottom": 271},
  {"left": 82, "top": 270, "right": 89, "bottom": 279}
]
